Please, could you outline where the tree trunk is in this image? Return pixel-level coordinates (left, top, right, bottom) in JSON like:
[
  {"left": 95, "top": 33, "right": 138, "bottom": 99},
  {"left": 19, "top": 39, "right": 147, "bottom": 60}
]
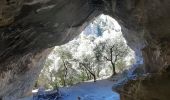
[
  {"left": 50, "top": 72, "right": 53, "bottom": 85},
  {"left": 84, "top": 69, "right": 90, "bottom": 80},
  {"left": 82, "top": 65, "right": 96, "bottom": 82},
  {"left": 62, "top": 60, "right": 67, "bottom": 86},
  {"left": 96, "top": 65, "right": 100, "bottom": 77},
  {"left": 110, "top": 47, "right": 116, "bottom": 76},
  {"left": 111, "top": 62, "right": 116, "bottom": 76},
  {"left": 91, "top": 73, "right": 96, "bottom": 82}
]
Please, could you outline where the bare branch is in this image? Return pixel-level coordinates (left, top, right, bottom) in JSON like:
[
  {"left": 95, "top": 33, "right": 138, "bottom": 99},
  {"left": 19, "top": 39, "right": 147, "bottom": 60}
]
[{"left": 104, "top": 56, "right": 111, "bottom": 61}]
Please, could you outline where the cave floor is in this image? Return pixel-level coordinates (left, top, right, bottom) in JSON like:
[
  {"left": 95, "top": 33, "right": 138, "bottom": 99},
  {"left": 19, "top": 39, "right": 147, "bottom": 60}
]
[{"left": 58, "top": 79, "right": 120, "bottom": 100}]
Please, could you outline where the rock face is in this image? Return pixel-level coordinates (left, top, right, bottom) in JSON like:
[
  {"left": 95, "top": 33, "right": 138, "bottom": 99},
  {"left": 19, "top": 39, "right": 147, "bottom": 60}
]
[
  {"left": 0, "top": 48, "right": 53, "bottom": 100},
  {"left": 0, "top": 0, "right": 170, "bottom": 99},
  {"left": 0, "top": 0, "right": 101, "bottom": 99},
  {"left": 110, "top": 0, "right": 170, "bottom": 73},
  {"left": 118, "top": 68, "right": 170, "bottom": 100}
]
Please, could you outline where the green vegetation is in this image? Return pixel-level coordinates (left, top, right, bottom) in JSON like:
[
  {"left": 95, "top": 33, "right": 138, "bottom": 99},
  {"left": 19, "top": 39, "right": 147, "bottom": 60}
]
[{"left": 35, "top": 15, "right": 135, "bottom": 89}]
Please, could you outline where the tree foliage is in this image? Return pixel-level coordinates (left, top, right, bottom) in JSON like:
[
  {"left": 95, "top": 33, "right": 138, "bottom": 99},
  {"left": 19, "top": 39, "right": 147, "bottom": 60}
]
[{"left": 36, "top": 14, "right": 134, "bottom": 89}]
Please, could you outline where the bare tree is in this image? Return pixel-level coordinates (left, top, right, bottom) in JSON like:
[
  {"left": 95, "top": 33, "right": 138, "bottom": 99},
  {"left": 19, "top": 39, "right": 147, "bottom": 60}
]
[
  {"left": 55, "top": 47, "right": 73, "bottom": 86},
  {"left": 78, "top": 55, "right": 97, "bottom": 82},
  {"left": 94, "top": 38, "right": 129, "bottom": 76}
]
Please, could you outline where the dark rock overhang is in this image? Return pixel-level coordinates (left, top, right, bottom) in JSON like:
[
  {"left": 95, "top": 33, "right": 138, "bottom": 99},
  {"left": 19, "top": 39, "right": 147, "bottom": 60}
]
[{"left": 0, "top": 0, "right": 170, "bottom": 99}]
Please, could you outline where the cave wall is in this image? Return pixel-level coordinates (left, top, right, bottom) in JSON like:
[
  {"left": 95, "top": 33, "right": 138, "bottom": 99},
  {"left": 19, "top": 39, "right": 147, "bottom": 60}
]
[
  {"left": 109, "top": 0, "right": 170, "bottom": 72},
  {"left": 110, "top": 0, "right": 170, "bottom": 99},
  {"left": 118, "top": 67, "right": 170, "bottom": 100},
  {"left": 0, "top": 0, "right": 101, "bottom": 62},
  {"left": 0, "top": 0, "right": 170, "bottom": 99},
  {"left": 0, "top": 48, "right": 52, "bottom": 100},
  {"left": 0, "top": 0, "right": 102, "bottom": 99}
]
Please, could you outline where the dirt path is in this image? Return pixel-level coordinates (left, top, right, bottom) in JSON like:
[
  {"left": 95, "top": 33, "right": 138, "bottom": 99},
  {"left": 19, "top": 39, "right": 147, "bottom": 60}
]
[{"left": 59, "top": 79, "right": 120, "bottom": 100}]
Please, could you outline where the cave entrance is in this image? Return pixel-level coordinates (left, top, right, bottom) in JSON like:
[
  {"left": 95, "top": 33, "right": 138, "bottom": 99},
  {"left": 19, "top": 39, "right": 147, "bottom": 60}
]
[
  {"left": 35, "top": 14, "right": 138, "bottom": 89},
  {"left": 33, "top": 15, "right": 144, "bottom": 100}
]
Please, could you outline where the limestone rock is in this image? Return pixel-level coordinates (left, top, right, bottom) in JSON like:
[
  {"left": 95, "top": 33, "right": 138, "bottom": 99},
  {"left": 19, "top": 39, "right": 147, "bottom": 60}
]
[{"left": 0, "top": 0, "right": 169, "bottom": 99}]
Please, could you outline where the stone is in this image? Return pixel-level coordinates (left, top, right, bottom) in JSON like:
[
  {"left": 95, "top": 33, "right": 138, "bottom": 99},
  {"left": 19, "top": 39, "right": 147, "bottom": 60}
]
[
  {"left": 118, "top": 72, "right": 170, "bottom": 100},
  {"left": 0, "top": 0, "right": 169, "bottom": 99}
]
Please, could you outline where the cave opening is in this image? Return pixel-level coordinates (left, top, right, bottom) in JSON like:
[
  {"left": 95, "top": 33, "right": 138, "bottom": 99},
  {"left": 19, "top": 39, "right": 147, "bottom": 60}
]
[
  {"left": 0, "top": 0, "right": 169, "bottom": 100},
  {"left": 33, "top": 14, "right": 143, "bottom": 100}
]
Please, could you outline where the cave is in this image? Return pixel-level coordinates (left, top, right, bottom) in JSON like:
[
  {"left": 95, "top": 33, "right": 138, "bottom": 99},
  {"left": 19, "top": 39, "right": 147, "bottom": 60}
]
[{"left": 0, "top": 0, "right": 170, "bottom": 100}]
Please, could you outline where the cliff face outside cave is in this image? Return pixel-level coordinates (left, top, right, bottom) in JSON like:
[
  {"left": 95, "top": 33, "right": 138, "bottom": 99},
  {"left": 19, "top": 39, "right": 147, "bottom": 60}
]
[{"left": 0, "top": 0, "right": 170, "bottom": 99}]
